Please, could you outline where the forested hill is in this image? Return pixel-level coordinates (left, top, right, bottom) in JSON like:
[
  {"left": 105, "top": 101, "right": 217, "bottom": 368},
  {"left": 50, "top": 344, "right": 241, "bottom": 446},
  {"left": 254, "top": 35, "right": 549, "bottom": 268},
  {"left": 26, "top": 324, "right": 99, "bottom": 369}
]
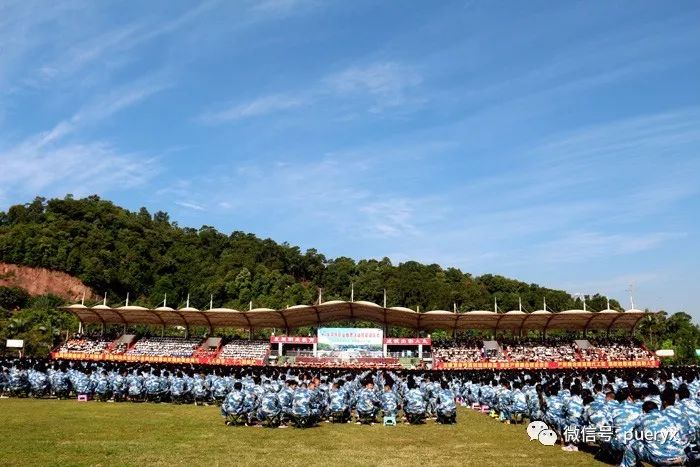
[{"left": 0, "top": 196, "right": 620, "bottom": 312}]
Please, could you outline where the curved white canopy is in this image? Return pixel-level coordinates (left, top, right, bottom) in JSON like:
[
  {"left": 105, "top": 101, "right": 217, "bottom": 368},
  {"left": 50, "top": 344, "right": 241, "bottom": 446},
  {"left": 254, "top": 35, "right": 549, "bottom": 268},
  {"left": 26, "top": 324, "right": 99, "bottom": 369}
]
[{"left": 62, "top": 302, "right": 650, "bottom": 333}]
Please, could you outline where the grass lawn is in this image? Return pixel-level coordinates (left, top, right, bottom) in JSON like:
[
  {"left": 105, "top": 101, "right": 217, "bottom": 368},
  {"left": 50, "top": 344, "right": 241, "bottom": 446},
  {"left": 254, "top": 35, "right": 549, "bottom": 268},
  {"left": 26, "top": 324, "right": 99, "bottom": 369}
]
[{"left": 0, "top": 399, "right": 606, "bottom": 466}]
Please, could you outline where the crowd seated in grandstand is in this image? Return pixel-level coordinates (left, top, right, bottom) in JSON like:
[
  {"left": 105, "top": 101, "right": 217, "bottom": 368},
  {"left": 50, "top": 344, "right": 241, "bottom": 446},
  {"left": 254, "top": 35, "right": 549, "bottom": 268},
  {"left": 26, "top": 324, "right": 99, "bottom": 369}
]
[
  {"left": 432, "top": 337, "right": 655, "bottom": 363},
  {"left": 580, "top": 337, "right": 654, "bottom": 361},
  {"left": 56, "top": 334, "right": 112, "bottom": 354},
  {"left": 218, "top": 340, "right": 269, "bottom": 360},
  {"left": 433, "top": 338, "right": 485, "bottom": 362},
  {"left": 111, "top": 342, "right": 128, "bottom": 354},
  {"left": 125, "top": 337, "right": 202, "bottom": 358},
  {"left": 501, "top": 337, "right": 578, "bottom": 363}
]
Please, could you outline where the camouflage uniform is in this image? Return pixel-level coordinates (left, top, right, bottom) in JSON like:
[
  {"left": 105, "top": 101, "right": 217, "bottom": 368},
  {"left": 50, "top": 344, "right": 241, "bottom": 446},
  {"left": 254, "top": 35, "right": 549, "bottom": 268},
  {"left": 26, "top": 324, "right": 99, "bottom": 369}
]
[
  {"left": 221, "top": 389, "right": 246, "bottom": 426},
  {"left": 436, "top": 388, "right": 457, "bottom": 424},
  {"left": 404, "top": 387, "right": 427, "bottom": 424},
  {"left": 621, "top": 408, "right": 690, "bottom": 467}
]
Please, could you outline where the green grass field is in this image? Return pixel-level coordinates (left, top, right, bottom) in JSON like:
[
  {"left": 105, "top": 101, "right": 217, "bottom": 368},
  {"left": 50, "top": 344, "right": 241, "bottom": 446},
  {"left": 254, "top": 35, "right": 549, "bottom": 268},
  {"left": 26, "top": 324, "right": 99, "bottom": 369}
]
[{"left": 0, "top": 399, "right": 606, "bottom": 466}]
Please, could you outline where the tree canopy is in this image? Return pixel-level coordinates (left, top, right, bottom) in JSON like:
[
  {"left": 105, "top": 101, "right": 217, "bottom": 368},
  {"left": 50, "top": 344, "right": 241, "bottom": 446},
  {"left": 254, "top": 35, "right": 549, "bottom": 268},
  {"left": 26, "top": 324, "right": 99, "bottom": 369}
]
[
  {"left": 0, "top": 196, "right": 627, "bottom": 313},
  {"left": 0, "top": 196, "right": 697, "bottom": 361}
]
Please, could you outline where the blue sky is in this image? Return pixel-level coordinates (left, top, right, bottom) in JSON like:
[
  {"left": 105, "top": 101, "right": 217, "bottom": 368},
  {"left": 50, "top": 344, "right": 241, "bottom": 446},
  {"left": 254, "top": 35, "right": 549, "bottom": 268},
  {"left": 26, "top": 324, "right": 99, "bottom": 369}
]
[{"left": 1, "top": 1, "right": 699, "bottom": 319}]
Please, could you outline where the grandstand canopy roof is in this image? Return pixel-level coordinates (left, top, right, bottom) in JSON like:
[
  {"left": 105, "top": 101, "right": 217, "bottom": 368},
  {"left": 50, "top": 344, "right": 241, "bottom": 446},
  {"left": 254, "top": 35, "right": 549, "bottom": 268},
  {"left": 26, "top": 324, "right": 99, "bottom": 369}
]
[{"left": 62, "top": 301, "right": 650, "bottom": 333}]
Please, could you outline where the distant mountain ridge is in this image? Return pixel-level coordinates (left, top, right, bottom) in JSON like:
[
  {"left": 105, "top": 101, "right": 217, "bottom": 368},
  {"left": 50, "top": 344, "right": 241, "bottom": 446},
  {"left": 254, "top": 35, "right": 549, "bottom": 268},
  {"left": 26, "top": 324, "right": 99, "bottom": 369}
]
[{"left": 0, "top": 196, "right": 621, "bottom": 312}]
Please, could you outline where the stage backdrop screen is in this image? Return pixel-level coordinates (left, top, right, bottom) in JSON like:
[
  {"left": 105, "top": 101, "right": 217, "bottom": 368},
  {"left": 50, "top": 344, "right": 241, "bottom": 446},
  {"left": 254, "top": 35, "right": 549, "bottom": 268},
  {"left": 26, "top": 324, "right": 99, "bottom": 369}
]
[{"left": 317, "top": 328, "right": 383, "bottom": 357}]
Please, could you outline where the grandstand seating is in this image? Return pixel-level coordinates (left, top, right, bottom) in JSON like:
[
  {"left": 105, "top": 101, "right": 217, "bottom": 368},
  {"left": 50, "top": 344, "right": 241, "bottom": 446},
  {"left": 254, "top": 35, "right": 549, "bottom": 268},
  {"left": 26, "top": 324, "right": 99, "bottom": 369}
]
[
  {"left": 433, "top": 337, "right": 655, "bottom": 364},
  {"left": 501, "top": 338, "right": 578, "bottom": 363},
  {"left": 125, "top": 337, "right": 202, "bottom": 358},
  {"left": 433, "top": 338, "right": 487, "bottom": 362},
  {"left": 218, "top": 340, "right": 269, "bottom": 360},
  {"left": 56, "top": 335, "right": 112, "bottom": 354},
  {"left": 52, "top": 334, "right": 655, "bottom": 368},
  {"left": 580, "top": 338, "right": 653, "bottom": 361}
]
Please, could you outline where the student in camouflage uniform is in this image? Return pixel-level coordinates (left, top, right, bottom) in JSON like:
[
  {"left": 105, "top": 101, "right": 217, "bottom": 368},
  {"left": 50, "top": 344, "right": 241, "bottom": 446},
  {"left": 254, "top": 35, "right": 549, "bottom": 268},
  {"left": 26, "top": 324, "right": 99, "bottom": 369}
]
[
  {"left": 380, "top": 383, "right": 400, "bottom": 419},
  {"left": 170, "top": 371, "right": 189, "bottom": 404},
  {"left": 329, "top": 380, "right": 350, "bottom": 423},
  {"left": 258, "top": 382, "right": 282, "bottom": 428},
  {"left": 292, "top": 382, "right": 313, "bottom": 428},
  {"left": 404, "top": 377, "right": 427, "bottom": 424},
  {"left": 222, "top": 381, "right": 247, "bottom": 426},
  {"left": 621, "top": 400, "right": 690, "bottom": 467},
  {"left": 355, "top": 378, "right": 380, "bottom": 425},
  {"left": 94, "top": 370, "right": 112, "bottom": 402},
  {"left": 436, "top": 380, "right": 457, "bottom": 424}
]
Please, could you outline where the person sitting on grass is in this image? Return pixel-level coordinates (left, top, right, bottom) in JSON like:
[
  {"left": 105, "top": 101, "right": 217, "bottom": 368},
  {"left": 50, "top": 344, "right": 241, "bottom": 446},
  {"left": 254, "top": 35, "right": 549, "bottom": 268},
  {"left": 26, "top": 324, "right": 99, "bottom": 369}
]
[
  {"left": 509, "top": 380, "right": 528, "bottom": 424},
  {"left": 404, "top": 377, "right": 427, "bottom": 424},
  {"left": 170, "top": 371, "right": 189, "bottom": 404},
  {"left": 355, "top": 378, "right": 380, "bottom": 425},
  {"left": 222, "top": 381, "right": 246, "bottom": 426},
  {"left": 329, "top": 381, "right": 350, "bottom": 423},
  {"left": 292, "top": 382, "right": 314, "bottom": 428},
  {"left": 381, "top": 383, "right": 400, "bottom": 421},
  {"left": 192, "top": 371, "right": 210, "bottom": 406},
  {"left": 436, "top": 380, "right": 457, "bottom": 424},
  {"left": 621, "top": 399, "right": 690, "bottom": 467},
  {"left": 145, "top": 369, "right": 164, "bottom": 403},
  {"left": 127, "top": 369, "right": 145, "bottom": 401},
  {"left": 258, "top": 381, "right": 282, "bottom": 428},
  {"left": 278, "top": 379, "right": 296, "bottom": 426},
  {"left": 94, "top": 370, "right": 112, "bottom": 402},
  {"left": 112, "top": 369, "right": 127, "bottom": 402}
]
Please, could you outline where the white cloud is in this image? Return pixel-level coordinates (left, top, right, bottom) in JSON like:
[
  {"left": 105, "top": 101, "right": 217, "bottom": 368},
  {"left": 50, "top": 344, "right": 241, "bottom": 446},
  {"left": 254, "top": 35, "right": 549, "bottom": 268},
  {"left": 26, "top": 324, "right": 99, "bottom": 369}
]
[
  {"left": 324, "top": 62, "right": 422, "bottom": 112},
  {"left": 0, "top": 75, "right": 165, "bottom": 208},
  {"left": 197, "top": 61, "right": 423, "bottom": 124},
  {"left": 249, "top": 0, "right": 316, "bottom": 15},
  {"left": 0, "top": 141, "right": 156, "bottom": 204},
  {"left": 530, "top": 231, "right": 685, "bottom": 263},
  {"left": 359, "top": 199, "right": 419, "bottom": 238},
  {"left": 175, "top": 201, "right": 206, "bottom": 211},
  {"left": 199, "top": 94, "right": 306, "bottom": 124}
]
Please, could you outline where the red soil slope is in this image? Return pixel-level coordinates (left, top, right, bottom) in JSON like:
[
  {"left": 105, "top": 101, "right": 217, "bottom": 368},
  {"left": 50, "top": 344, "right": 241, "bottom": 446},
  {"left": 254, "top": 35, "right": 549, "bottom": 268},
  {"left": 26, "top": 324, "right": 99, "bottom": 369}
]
[{"left": 0, "top": 263, "right": 95, "bottom": 302}]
